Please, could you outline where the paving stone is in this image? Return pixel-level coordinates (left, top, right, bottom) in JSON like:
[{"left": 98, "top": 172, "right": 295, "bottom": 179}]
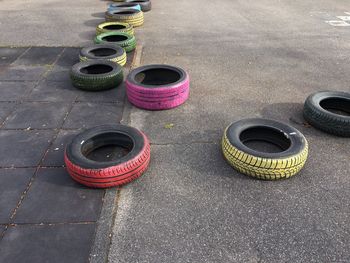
[
  {"left": 0, "top": 130, "right": 54, "bottom": 167},
  {"left": 0, "top": 81, "right": 36, "bottom": 101},
  {"left": 0, "top": 224, "right": 96, "bottom": 263},
  {"left": 3, "top": 102, "right": 70, "bottom": 129},
  {"left": 14, "top": 47, "right": 64, "bottom": 66},
  {"left": 42, "top": 129, "right": 81, "bottom": 167},
  {"left": 0, "top": 226, "right": 5, "bottom": 236},
  {"left": 0, "top": 65, "right": 48, "bottom": 81},
  {"left": 55, "top": 48, "right": 80, "bottom": 68},
  {"left": 0, "top": 47, "right": 28, "bottom": 65},
  {"left": 45, "top": 67, "right": 71, "bottom": 82},
  {"left": 63, "top": 102, "right": 123, "bottom": 129},
  {"left": 76, "top": 83, "right": 126, "bottom": 103},
  {"left": 26, "top": 80, "right": 77, "bottom": 102},
  {"left": 0, "top": 168, "right": 34, "bottom": 223},
  {"left": 0, "top": 102, "right": 16, "bottom": 123},
  {"left": 14, "top": 168, "right": 104, "bottom": 223}
]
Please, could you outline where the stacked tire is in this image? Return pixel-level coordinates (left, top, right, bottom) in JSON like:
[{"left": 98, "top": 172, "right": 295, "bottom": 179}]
[
  {"left": 65, "top": 125, "right": 151, "bottom": 188},
  {"left": 126, "top": 65, "right": 190, "bottom": 110},
  {"left": 96, "top": 21, "right": 134, "bottom": 36}
]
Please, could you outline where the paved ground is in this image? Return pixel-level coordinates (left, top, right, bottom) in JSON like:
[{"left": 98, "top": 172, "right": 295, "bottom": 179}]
[
  {"left": 0, "top": 46, "right": 133, "bottom": 262},
  {"left": 0, "top": 0, "right": 350, "bottom": 263}
]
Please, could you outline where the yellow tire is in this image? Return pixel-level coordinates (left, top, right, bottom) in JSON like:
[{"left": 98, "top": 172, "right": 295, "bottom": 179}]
[
  {"left": 96, "top": 22, "right": 134, "bottom": 36},
  {"left": 105, "top": 9, "right": 144, "bottom": 27},
  {"left": 79, "top": 44, "right": 127, "bottom": 67},
  {"left": 221, "top": 118, "right": 308, "bottom": 180}
]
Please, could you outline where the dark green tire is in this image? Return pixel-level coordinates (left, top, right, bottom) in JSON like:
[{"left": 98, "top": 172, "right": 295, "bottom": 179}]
[{"left": 94, "top": 32, "right": 136, "bottom": 53}]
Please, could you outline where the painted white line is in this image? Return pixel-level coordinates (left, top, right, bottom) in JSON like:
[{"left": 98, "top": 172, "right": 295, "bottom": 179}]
[
  {"left": 336, "top": 16, "right": 350, "bottom": 21},
  {"left": 325, "top": 20, "right": 350, "bottom": 27},
  {"left": 345, "top": 12, "right": 350, "bottom": 15}
]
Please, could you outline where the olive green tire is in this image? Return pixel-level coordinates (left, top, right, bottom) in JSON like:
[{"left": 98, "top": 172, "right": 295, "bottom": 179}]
[
  {"left": 94, "top": 32, "right": 136, "bottom": 53},
  {"left": 96, "top": 22, "right": 134, "bottom": 36},
  {"left": 70, "top": 60, "right": 124, "bottom": 91},
  {"left": 221, "top": 119, "right": 308, "bottom": 180}
]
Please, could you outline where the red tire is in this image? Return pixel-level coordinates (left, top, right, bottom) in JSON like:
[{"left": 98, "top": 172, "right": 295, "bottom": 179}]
[
  {"left": 126, "top": 64, "right": 190, "bottom": 110},
  {"left": 64, "top": 125, "right": 150, "bottom": 188}
]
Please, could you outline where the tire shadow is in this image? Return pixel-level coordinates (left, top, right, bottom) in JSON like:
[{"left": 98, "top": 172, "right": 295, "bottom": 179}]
[
  {"left": 91, "top": 12, "right": 105, "bottom": 18},
  {"left": 84, "top": 19, "right": 105, "bottom": 27}
]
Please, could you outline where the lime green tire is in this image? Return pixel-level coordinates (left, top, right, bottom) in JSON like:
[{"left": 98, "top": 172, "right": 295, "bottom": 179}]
[{"left": 94, "top": 32, "right": 136, "bottom": 53}]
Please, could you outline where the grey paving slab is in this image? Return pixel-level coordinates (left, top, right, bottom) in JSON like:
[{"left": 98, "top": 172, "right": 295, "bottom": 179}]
[
  {"left": 0, "top": 130, "right": 54, "bottom": 167},
  {"left": 26, "top": 80, "right": 77, "bottom": 102},
  {"left": 0, "top": 224, "right": 96, "bottom": 263},
  {"left": 3, "top": 102, "right": 70, "bottom": 129},
  {"left": 0, "top": 168, "right": 34, "bottom": 223},
  {"left": 43, "top": 129, "right": 81, "bottom": 167},
  {"left": 76, "top": 83, "right": 126, "bottom": 103},
  {"left": 13, "top": 47, "right": 64, "bottom": 66},
  {"left": 0, "top": 47, "right": 28, "bottom": 65},
  {"left": 14, "top": 168, "right": 103, "bottom": 223},
  {"left": 0, "top": 102, "right": 16, "bottom": 123},
  {"left": 0, "top": 65, "right": 48, "bottom": 81},
  {"left": 0, "top": 81, "right": 36, "bottom": 101},
  {"left": 109, "top": 143, "right": 350, "bottom": 263},
  {"left": 63, "top": 102, "right": 124, "bottom": 129}
]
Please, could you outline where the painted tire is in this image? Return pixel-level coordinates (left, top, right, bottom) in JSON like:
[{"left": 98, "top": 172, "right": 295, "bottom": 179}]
[
  {"left": 70, "top": 60, "right": 123, "bottom": 91},
  {"left": 96, "top": 22, "right": 134, "bottom": 36},
  {"left": 108, "top": 3, "right": 141, "bottom": 12},
  {"left": 65, "top": 125, "right": 151, "bottom": 188},
  {"left": 79, "top": 44, "right": 127, "bottom": 67},
  {"left": 105, "top": 9, "right": 144, "bottom": 27},
  {"left": 126, "top": 64, "right": 190, "bottom": 110},
  {"left": 303, "top": 91, "right": 350, "bottom": 137},
  {"left": 125, "top": 0, "right": 151, "bottom": 12},
  {"left": 94, "top": 32, "right": 136, "bottom": 53},
  {"left": 222, "top": 118, "right": 308, "bottom": 180}
]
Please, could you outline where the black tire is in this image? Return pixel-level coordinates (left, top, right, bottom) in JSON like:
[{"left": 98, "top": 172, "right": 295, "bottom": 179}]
[
  {"left": 94, "top": 32, "right": 136, "bottom": 53},
  {"left": 125, "top": 0, "right": 151, "bottom": 12},
  {"left": 70, "top": 60, "right": 123, "bottom": 91},
  {"left": 303, "top": 91, "right": 350, "bottom": 137},
  {"left": 222, "top": 118, "right": 308, "bottom": 180},
  {"left": 79, "top": 44, "right": 127, "bottom": 66}
]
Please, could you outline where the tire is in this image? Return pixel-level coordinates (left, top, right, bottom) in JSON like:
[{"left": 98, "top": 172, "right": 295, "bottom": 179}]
[
  {"left": 79, "top": 44, "right": 127, "bottom": 67},
  {"left": 64, "top": 125, "right": 151, "bottom": 188},
  {"left": 222, "top": 118, "right": 308, "bottom": 180},
  {"left": 126, "top": 64, "right": 190, "bottom": 110},
  {"left": 70, "top": 60, "right": 123, "bottom": 91},
  {"left": 95, "top": 32, "right": 136, "bottom": 53},
  {"left": 105, "top": 9, "right": 144, "bottom": 27},
  {"left": 96, "top": 21, "right": 134, "bottom": 36},
  {"left": 108, "top": 3, "right": 141, "bottom": 12},
  {"left": 303, "top": 91, "right": 350, "bottom": 137},
  {"left": 125, "top": 0, "right": 151, "bottom": 12}
]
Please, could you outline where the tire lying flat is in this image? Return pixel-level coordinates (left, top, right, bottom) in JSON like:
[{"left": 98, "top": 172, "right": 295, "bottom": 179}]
[
  {"left": 126, "top": 64, "right": 190, "bottom": 110},
  {"left": 303, "top": 91, "right": 350, "bottom": 137},
  {"left": 222, "top": 118, "right": 308, "bottom": 180},
  {"left": 65, "top": 125, "right": 151, "bottom": 188},
  {"left": 79, "top": 44, "right": 127, "bottom": 67},
  {"left": 125, "top": 0, "right": 151, "bottom": 12},
  {"left": 96, "top": 21, "right": 134, "bottom": 36},
  {"left": 94, "top": 32, "right": 136, "bottom": 53},
  {"left": 70, "top": 60, "right": 123, "bottom": 91},
  {"left": 105, "top": 9, "right": 144, "bottom": 27}
]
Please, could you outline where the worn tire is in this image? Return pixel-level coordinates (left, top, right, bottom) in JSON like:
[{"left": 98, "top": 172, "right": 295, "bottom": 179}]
[
  {"left": 108, "top": 3, "right": 141, "bottom": 12},
  {"left": 303, "top": 91, "right": 350, "bottom": 137},
  {"left": 95, "top": 32, "right": 136, "bottom": 53},
  {"left": 105, "top": 9, "right": 144, "bottom": 27},
  {"left": 70, "top": 60, "right": 123, "bottom": 91},
  {"left": 79, "top": 44, "right": 127, "bottom": 67},
  {"left": 65, "top": 125, "right": 151, "bottom": 188},
  {"left": 96, "top": 21, "right": 134, "bottom": 36},
  {"left": 125, "top": 0, "right": 151, "bottom": 12},
  {"left": 222, "top": 118, "right": 308, "bottom": 180},
  {"left": 126, "top": 64, "right": 190, "bottom": 110}
]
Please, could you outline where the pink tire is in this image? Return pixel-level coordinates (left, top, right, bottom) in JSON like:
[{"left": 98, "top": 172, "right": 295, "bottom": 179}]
[{"left": 126, "top": 64, "right": 190, "bottom": 110}]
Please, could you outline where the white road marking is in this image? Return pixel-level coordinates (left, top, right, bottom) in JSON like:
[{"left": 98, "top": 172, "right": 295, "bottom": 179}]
[
  {"left": 325, "top": 20, "right": 350, "bottom": 27},
  {"left": 336, "top": 16, "right": 350, "bottom": 21}
]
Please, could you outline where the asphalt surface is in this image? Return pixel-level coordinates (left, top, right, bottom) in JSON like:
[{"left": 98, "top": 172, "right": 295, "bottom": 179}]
[
  {"left": 0, "top": 0, "right": 349, "bottom": 262},
  {"left": 108, "top": 0, "right": 350, "bottom": 262}
]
